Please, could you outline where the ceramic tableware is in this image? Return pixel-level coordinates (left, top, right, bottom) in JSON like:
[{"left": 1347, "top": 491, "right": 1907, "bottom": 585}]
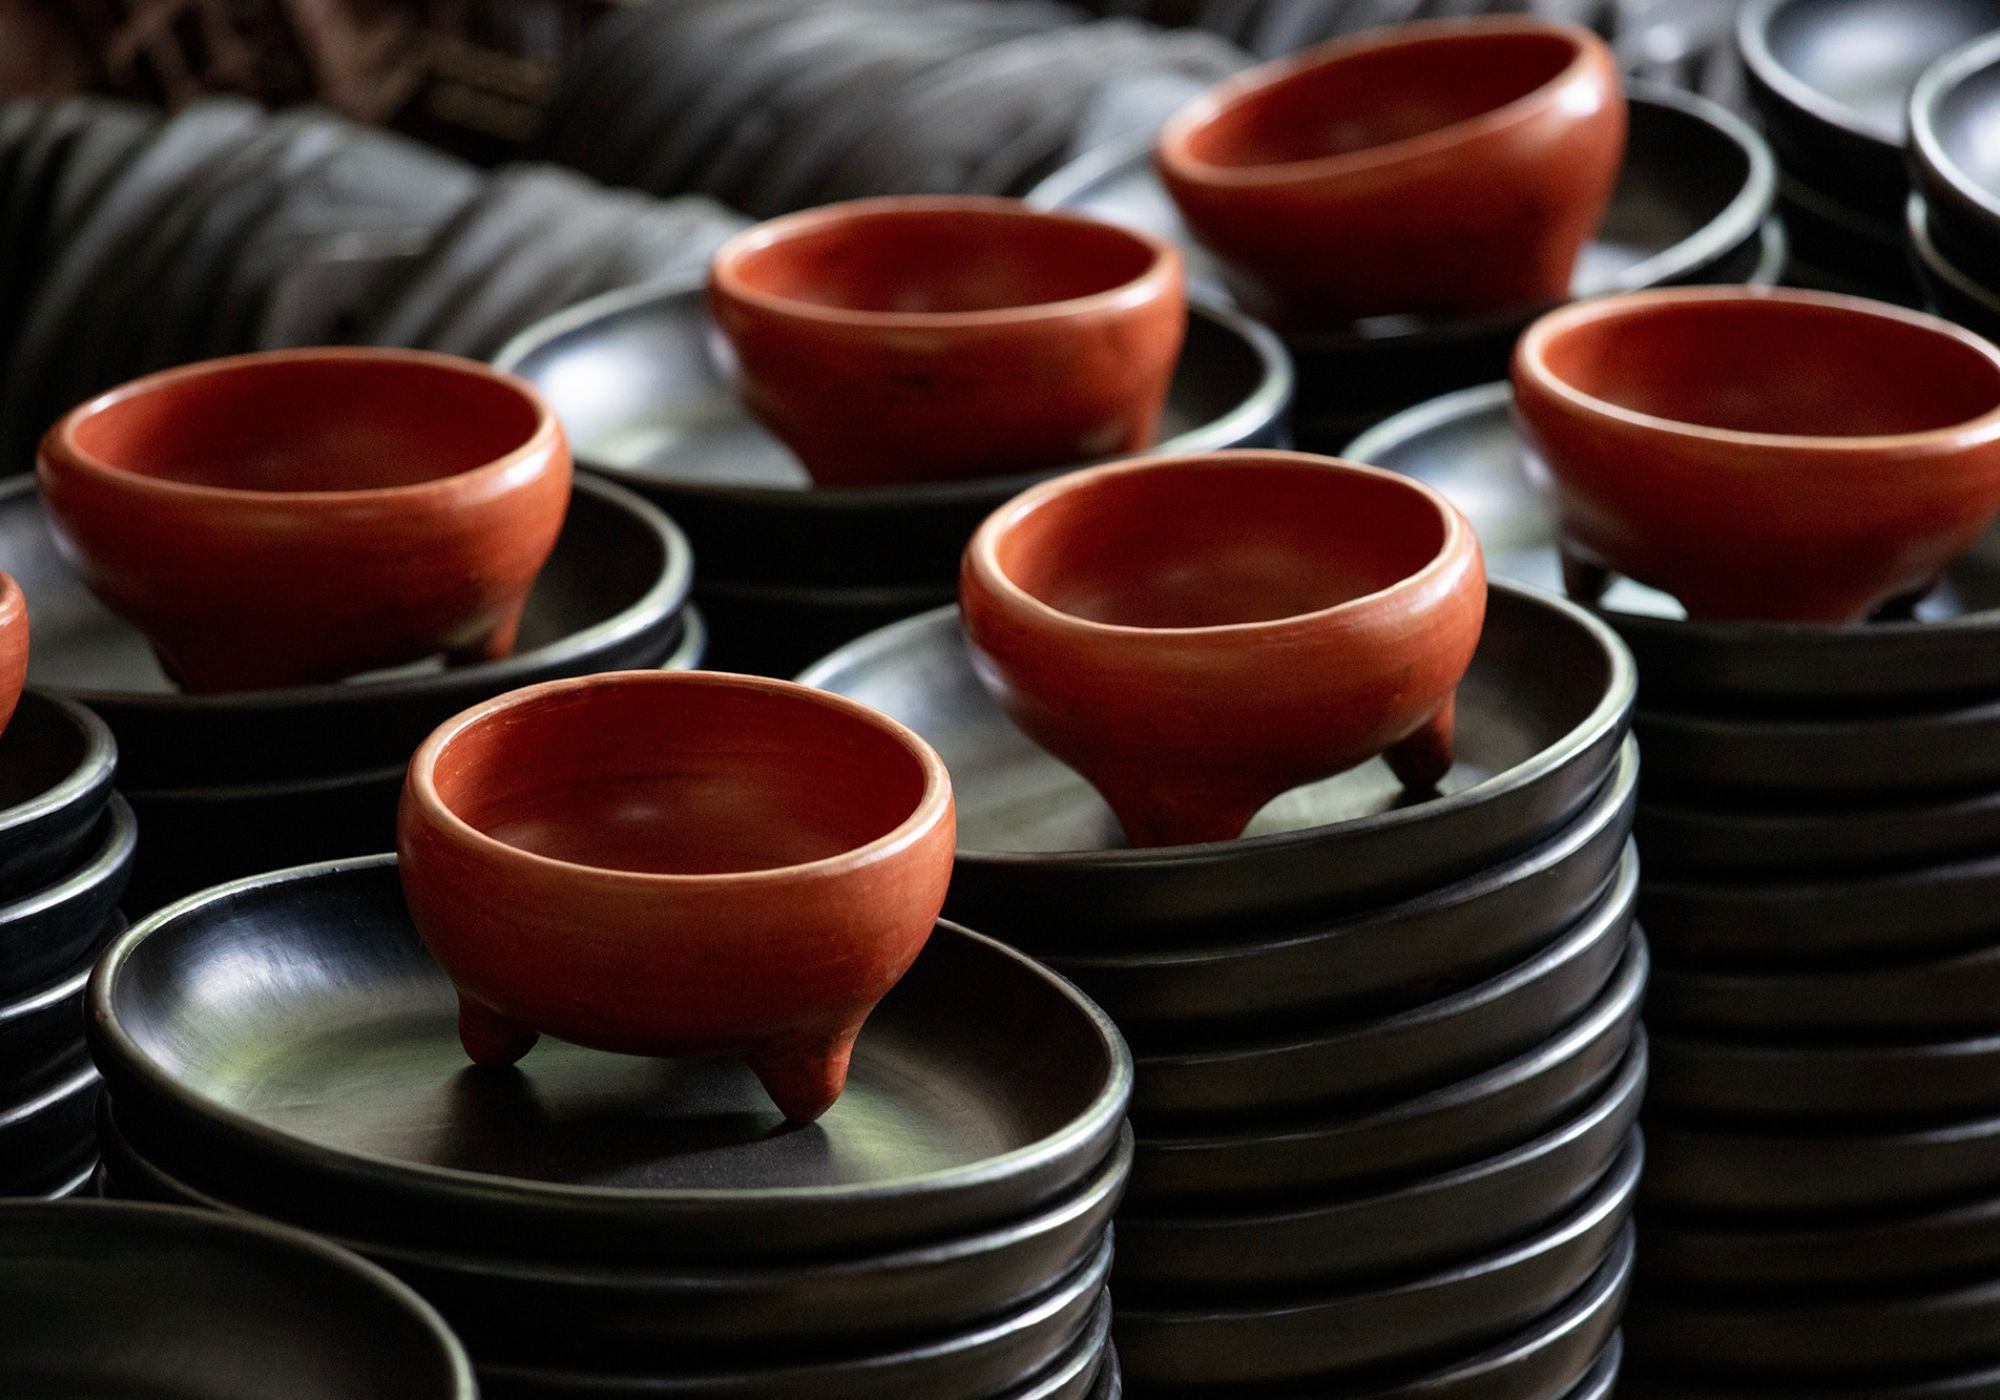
[
  {"left": 708, "top": 196, "right": 1185, "bottom": 487},
  {"left": 1911, "top": 189, "right": 2000, "bottom": 347},
  {"left": 0, "top": 1061, "right": 98, "bottom": 1196},
  {"left": 1636, "top": 783, "right": 2000, "bottom": 878},
  {"left": 1621, "top": 1364, "right": 2000, "bottom": 1398},
  {"left": 0, "top": 690, "right": 115, "bottom": 902},
  {"left": 89, "top": 856, "right": 1131, "bottom": 1261},
  {"left": 0, "top": 1201, "right": 475, "bottom": 1397},
  {"left": 1514, "top": 287, "right": 2000, "bottom": 622},
  {"left": 959, "top": 451, "right": 1485, "bottom": 846},
  {"left": 1649, "top": 939, "right": 2000, "bottom": 1035},
  {"left": 0, "top": 575, "right": 24, "bottom": 741},
  {"left": 1913, "top": 30, "right": 2000, "bottom": 282},
  {"left": 38, "top": 348, "right": 572, "bottom": 693},
  {"left": 0, "top": 802, "right": 132, "bottom": 1003},
  {"left": 399, "top": 671, "right": 954, "bottom": 1122},
  {"left": 1649, "top": 1027, "right": 2000, "bottom": 1122},
  {"left": 1155, "top": 17, "right": 1624, "bottom": 328}
]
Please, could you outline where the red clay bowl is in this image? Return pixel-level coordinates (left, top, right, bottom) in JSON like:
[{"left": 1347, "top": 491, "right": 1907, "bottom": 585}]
[
  {"left": 37, "top": 348, "right": 571, "bottom": 695},
  {"left": 959, "top": 450, "right": 1486, "bottom": 848},
  {"left": 707, "top": 196, "right": 1186, "bottom": 488},
  {"left": 1512, "top": 286, "right": 2000, "bottom": 623},
  {"left": 1155, "top": 16, "right": 1625, "bottom": 330},
  {"left": 0, "top": 575, "right": 25, "bottom": 739},
  {"left": 397, "top": 670, "right": 956, "bottom": 1124}
]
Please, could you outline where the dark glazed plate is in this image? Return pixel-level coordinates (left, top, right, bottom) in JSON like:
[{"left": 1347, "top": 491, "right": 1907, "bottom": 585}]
[
  {"left": 0, "top": 690, "right": 117, "bottom": 902},
  {"left": 1113, "top": 1159, "right": 1637, "bottom": 1390},
  {"left": 798, "top": 585, "right": 1633, "bottom": 944},
  {"left": 1635, "top": 784, "right": 2000, "bottom": 879},
  {"left": 1343, "top": 381, "right": 2000, "bottom": 703},
  {"left": 496, "top": 284, "right": 1291, "bottom": 590},
  {"left": 0, "top": 873, "right": 129, "bottom": 1091},
  {"left": 0, "top": 1061, "right": 98, "bottom": 1194},
  {"left": 88, "top": 857, "right": 1132, "bottom": 1263},
  {"left": 1116, "top": 1047, "right": 1644, "bottom": 1293},
  {"left": 0, "top": 1200, "right": 474, "bottom": 1398},
  {"left": 1649, "top": 1026, "right": 2000, "bottom": 1123},
  {"left": 1913, "top": 31, "right": 2000, "bottom": 281},
  {"left": 1911, "top": 189, "right": 2000, "bottom": 341},
  {"left": 1648, "top": 938, "right": 2000, "bottom": 1034},
  {"left": 6, "top": 473, "right": 693, "bottom": 789},
  {"left": 1623, "top": 1364, "right": 2000, "bottom": 1399},
  {"left": 0, "top": 785, "right": 130, "bottom": 1009}
]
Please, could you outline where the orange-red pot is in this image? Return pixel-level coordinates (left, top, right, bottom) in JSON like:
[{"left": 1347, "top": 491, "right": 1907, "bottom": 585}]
[
  {"left": 960, "top": 450, "right": 1486, "bottom": 848},
  {"left": 1513, "top": 286, "right": 2000, "bottom": 623},
  {"left": 708, "top": 196, "right": 1186, "bottom": 487},
  {"left": 398, "top": 670, "right": 956, "bottom": 1124},
  {"left": 38, "top": 348, "right": 571, "bottom": 694},
  {"left": 1156, "top": 17, "right": 1625, "bottom": 328},
  {"left": 0, "top": 574, "right": 25, "bottom": 738}
]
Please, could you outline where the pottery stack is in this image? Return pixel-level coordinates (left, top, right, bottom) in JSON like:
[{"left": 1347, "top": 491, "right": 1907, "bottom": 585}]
[
  {"left": 1911, "top": 29, "right": 2000, "bottom": 342},
  {"left": 802, "top": 567, "right": 1643, "bottom": 1394}
]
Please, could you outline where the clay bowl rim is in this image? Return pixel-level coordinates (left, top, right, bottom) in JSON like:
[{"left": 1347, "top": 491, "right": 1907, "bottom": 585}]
[
  {"left": 707, "top": 194, "right": 1184, "bottom": 333},
  {"left": 1912, "top": 33, "right": 2000, "bottom": 245},
  {"left": 405, "top": 669, "right": 953, "bottom": 888},
  {"left": 0, "top": 691, "right": 115, "bottom": 848},
  {"left": 0, "top": 1199, "right": 478, "bottom": 1400},
  {"left": 964, "top": 449, "right": 1475, "bottom": 643},
  {"left": 0, "top": 791, "right": 133, "bottom": 933},
  {"left": 41, "top": 346, "right": 563, "bottom": 509},
  {"left": 88, "top": 856, "right": 1135, "bottom": 1215},
  {"left": 1514, "top": 285, "right": 2000, "bottom": 455},
  {"left": 1156, "top": 15, "right": 1611, "bottom": 191}
]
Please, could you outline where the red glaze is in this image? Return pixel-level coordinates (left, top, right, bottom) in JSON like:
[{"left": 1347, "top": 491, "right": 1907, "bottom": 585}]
[
  {"left": 960, "top": 451, "right": 1486, "bottom": 848},
  {"left": 708, "top": 196, "right": 1186, "bottom": 487},
  {"left": 37, "top": 348, "right": 571, "bottom": 694},
  {"left": 0, "top": 575, "right": 25, "bottom": 738},
  {"left": 1513, "top": 287, "right": 2000, "bottom": 623},
  {"left": 398, "top": 670, "right": 956, "bottom": 1124},
  {"left": 1156, "top": 17, "right": 1625, "bottom": 329}
]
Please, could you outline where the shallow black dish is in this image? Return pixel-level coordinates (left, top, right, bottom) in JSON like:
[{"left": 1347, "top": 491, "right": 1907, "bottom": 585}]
[
  {"left": 1649, "top": 1026, "right": 2000, "bottom": 1123},
  {"left": 496, "top": 283, "right": 1290, "bottom": 592},
  {"left": 0, "top": 690, "right": 116, "bottom": 902},
  {"left": 1648, "top": 938, "right": 2000, "bottom": 1034},
  {"left": 1635, "top": 785, "right": 2000, "bottom": 879},
  {"left": 0, "top": 794, "right": 134, "bottom": 1001},
  {"left": 0, "top": 1199, "right": 475, "bottom": 1397},
  {"left": 696, "top": 575, "right": 952, "bottom": 678},
  {"left": 6, "top": 472, "right": 694, "bottom": 789},
  {"left": 798, "top": 585, "right": 1633, "bottom": 945},
  {"left": 1910, "top": 29, "right": 2000, "bottom": 283},
  {"left": 0, "top": 892, "right": 127, "bottom": 1097},
  {"left": 89, "top": 856, "right": 1132, "bottom": 1264},
  {"left": 1116, "top": 1046, "right": 1644, "bottom": 1294},
  {"left": 1910, "top": 189, "right": 2000, "bottom": 340},
  {"left": 1622, "top": 1363, "right": 2000, "bottom": 1399},
  {"left": 0, "top": 1061, "right": 98, "bottom": 1195}
]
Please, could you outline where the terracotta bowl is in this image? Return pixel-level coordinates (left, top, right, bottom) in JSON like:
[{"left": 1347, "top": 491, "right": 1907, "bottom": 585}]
[
  {"left": 0, "top": 575, "right": 24, "bottom": 739},
  {"left": 707, "top": 196, "right": 1186, "bottom": 487},
  {"left": 397, "top": 670, "right": 956, "bottom": 1124},
  {"left": 959, "top": 450, "right": 1486, "bottom": 848},
  {"left": 37, "top": 348, "right": 571, "bottom": 695},
  {"left": 1513, "top": 286, "right": 2000, "bottom": 623},
  {"left": 1155, "top": 17, "right": 1625, "bottom": 329}
]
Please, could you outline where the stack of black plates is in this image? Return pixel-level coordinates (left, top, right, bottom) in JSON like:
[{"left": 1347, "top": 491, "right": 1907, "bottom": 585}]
[
  {"left": 1737, "top": 0, "right": 1995, "bottom": 304},
  {"left": 1911, "top": 31, "right": 2000, "bottom": 340},
  {"left": 800, "top": 584, "right": 1642, "bottom": 1395},
  {"left": 0, "top": 690, "right": 130, "bottom": 1200},
  {"left": 498, "top": 280, "right": 1291, "bottom": 677},
  {"left": 532, "top": 0, "right": 1247, "bottom": 219},
  {"left": 2, "top": 472, "right": 699, "bottom": 913},
  {"left": 0, "top": 1200, "right": 476, "bottom": 1397},
  {"left": 89, "top": 856, "right": 1132, "bottom": 1399},
  {"left": 1352, "top": 382, "right": 2000, "bottom": 1392},
  {"left": 1029, "top": 84, "right": 1782, "bottom": 450}
]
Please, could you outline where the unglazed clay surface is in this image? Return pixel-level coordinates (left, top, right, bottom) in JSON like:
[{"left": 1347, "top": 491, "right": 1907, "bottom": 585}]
[{"left": 0, "top": 574, "right": 25, "bottom": 738}]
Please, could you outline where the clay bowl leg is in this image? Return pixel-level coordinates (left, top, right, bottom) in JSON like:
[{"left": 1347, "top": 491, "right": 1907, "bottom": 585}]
[
  {"left": 1560, "top": 546, "right": 1614, "bottom": 607},
  {"left": 445, "top": 594, "right": 532, "bottom": 667},
  {"left": 1385, "top": 693, "right": 1457, "bottom": 792},
  {"left": 458, "top": 993, "right": 539, "bottom": 1067},
  {"left": 1871, "top": 576, "right": 1945, "bottom": 622},
  {"left": 749, "top": 1026, "right": 861, "bottom": 1125}
]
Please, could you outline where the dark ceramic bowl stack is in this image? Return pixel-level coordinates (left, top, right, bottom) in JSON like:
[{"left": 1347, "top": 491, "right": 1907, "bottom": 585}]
[
  {"left": 1737, "top": 0, "right": 1996, "bottom": 304},
  {"left": 1911, "top": 30, "right": 2000, "bottom": 340},
  {"left": 0, "top": 687, "right": 130, "bottom": 1201},
  {"left": 1030, "top": 83, "right": 1782, "bottom": 451},
  {"left": 498, "top": 280, "right": 1292, "bottom": 677},
  {"left": 1, "top": 472, "right": 700, "bottom": 914},
  {"left": 88, "top": 856, "right": 1132, "bottom": 1399},
  {"left": 800, "top": 586, "right": 1642, "bottom": 1395},
  {"left": 532, "top": 0, "right": 1248, "bottom": 221},
  {"left": 1352, "top": 383, "right": 2000, "bottom": 1392}
]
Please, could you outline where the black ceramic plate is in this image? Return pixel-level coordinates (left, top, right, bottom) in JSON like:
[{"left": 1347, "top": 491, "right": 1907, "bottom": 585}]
[
  {"left": 474, "top": 1240, "right": 1109, "bottom": 1399},
  {"left": 5, "top": 472, "right": 693, "bottom": 789},
  {"left": 1113, "top": 1156, "right": 1637, "bottom": 1389},
  {"left": 1344, "top": 381, "right": 2000, "bottom": 704},
  {"left": 1648, "top": 937, "right": 2000, "bottom": 1035},
  {"left": 89, "top": 856, "right": 1131, "bottom": 1264},
  {"left": 0, "top": 1061, "right": 97, "bottom": 1194},
  {"left": 1126, "top": 949, "right": 1646, "bottom": 1203},
  {"left": 798, "top": 585, "right": 1633, "bottom": 946},
  {"left": 698, "top": 576, "right": 952, "bottom": 679},
  {"left": 496, "top": 284, "right": 1292, "bottom": 591},
  {"left": 1126, "top": 852, "right": 1636, "bottom": 1124},
  {"left": 1649, "top": 1026, "right": 2000, "bottom": 1123},
  {"left": 1115, "top": 1046, "right": 1644, "bottom": 1293},
  {"left": 0, "top": 690, "right": 116, "bottom": 903},
  {"left": 0, "top": 904, "right": 126, "bottom": 1105},
  {"left": 1635, "top": 785, "right": 2000, "bottom": 879},
  {"left": 1912, "top": 189, "right": 2000, "bottom": 341},
  {"left": 1913, "top": 30, "right": 2000, "bottom": 282},
  {"left": 104, "top": 1092, "right": 1128, "bottom": 1366},
  {"left": 1045, "top": 757, "right": 1634, "bottom": 1035},
  {"left": 0, "top": 800, "right": 131, "bottom": 1017},
  {"left": 1623, "top": 1365, "right": 2000, "bottom": 1399},
  {"left": 0, "top": 1200, "right": 474, "bottom": 1397}
]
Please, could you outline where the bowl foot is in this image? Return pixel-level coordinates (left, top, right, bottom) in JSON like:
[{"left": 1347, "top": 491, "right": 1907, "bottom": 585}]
[
  {"left": 445, "top": 599, "right": 528, "bottom": 667},
  {"left": 1559, "top": 546, "right": 1612, "bottom": 607},
  {"left": 458, "top": 994, "right": 539, "bottom": 1067},
  {"left": 1385, "top": 694, "right": 1456, "bottom": 792},
  {"left": 749, "top": 1030, "right": 859, "bottom": 1125}
]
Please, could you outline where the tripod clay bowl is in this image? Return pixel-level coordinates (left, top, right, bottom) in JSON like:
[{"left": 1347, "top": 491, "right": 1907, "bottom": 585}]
[
  {"left": 707, "top": 195, "right": 1187, "bottom": 487},
  {"left": 37, "top": 348, "right": 572, "bottom": 694},
  {"left": 1155, "top": 16, "right": 1626, "bottom": 329},
  {"left": 397, "top": 670, "right": 956, "bottom": 1124},
  {"left": 959, "top": 450, "right": 1486, "bottom": 848},
  {"left": 1512, "top": 287, "right": 2000, "bottom": 622},
  {"left": 0, "top": 575, "right": 24, "bottom": 738}
]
